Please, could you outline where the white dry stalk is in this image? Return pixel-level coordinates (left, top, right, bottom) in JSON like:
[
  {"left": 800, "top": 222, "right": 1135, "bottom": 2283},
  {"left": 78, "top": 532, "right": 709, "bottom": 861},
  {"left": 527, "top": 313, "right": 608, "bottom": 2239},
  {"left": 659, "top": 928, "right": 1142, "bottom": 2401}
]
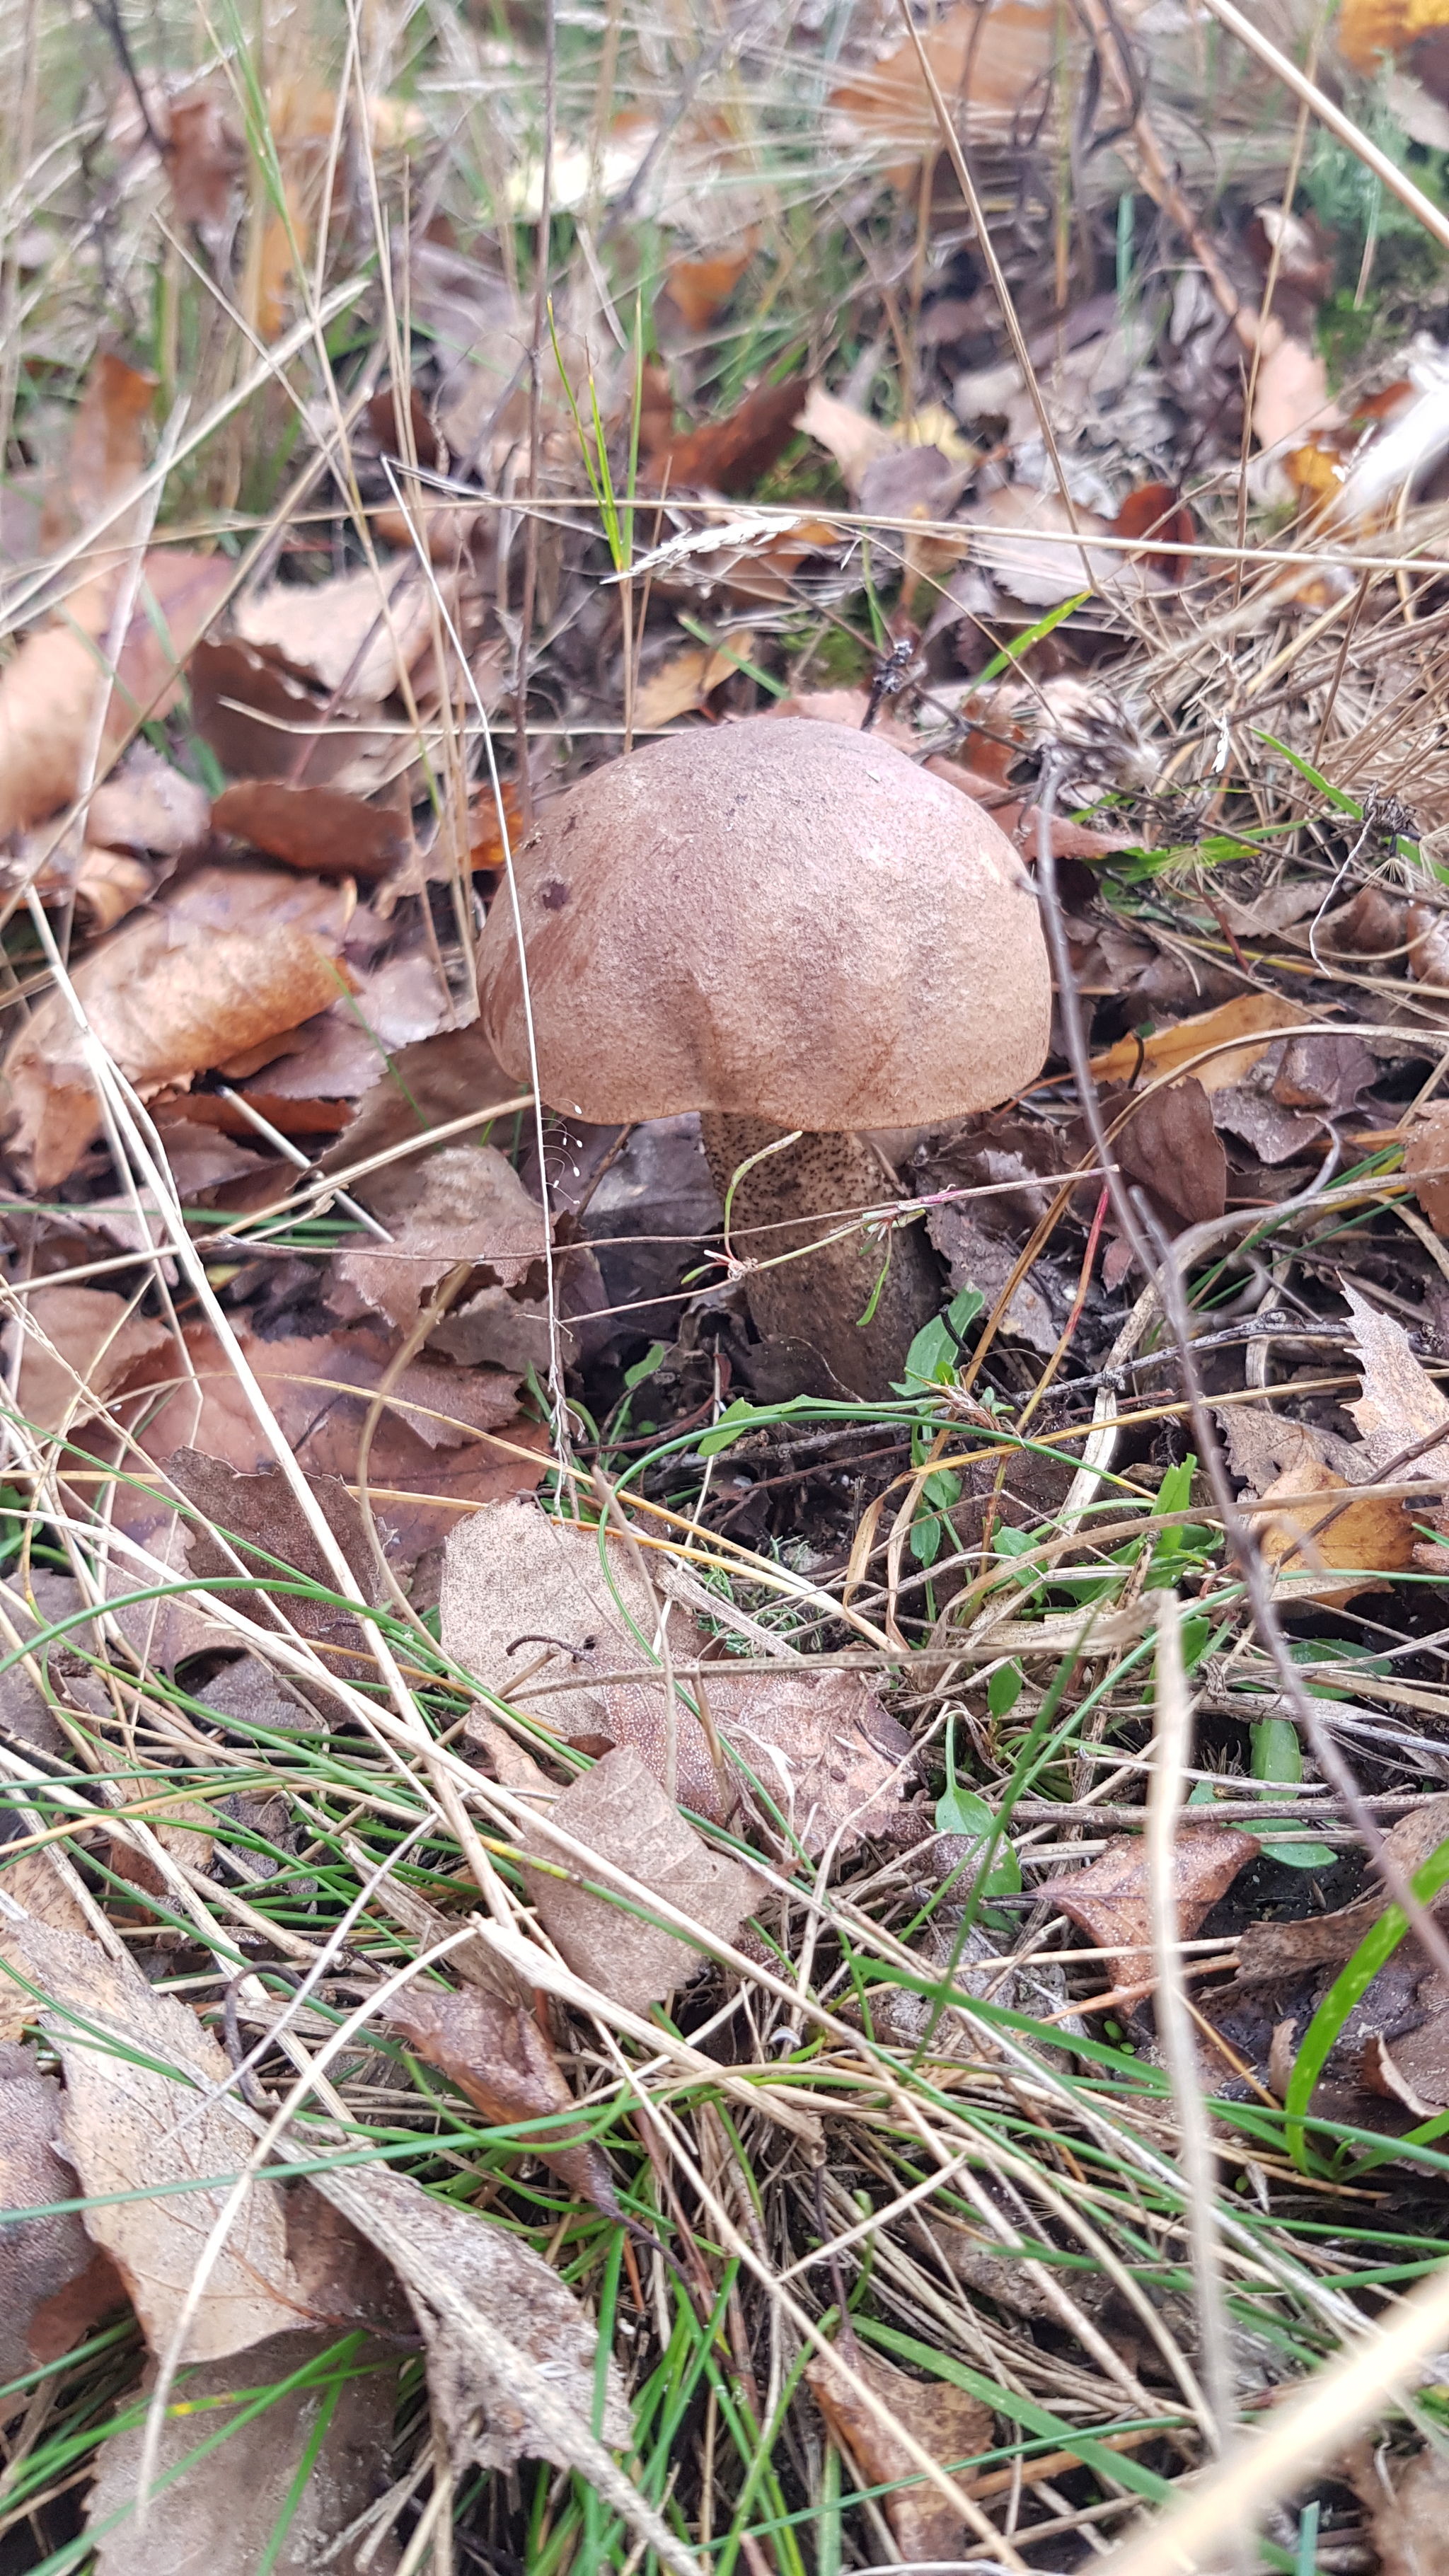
[{"left": 1146, "top": 1593, "right": 1238, "bottom": 2461}]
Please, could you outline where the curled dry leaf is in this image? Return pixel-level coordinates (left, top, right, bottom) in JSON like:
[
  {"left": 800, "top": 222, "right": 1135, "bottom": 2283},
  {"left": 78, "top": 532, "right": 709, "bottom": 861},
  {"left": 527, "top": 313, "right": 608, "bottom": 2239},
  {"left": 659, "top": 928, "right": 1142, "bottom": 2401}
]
[
  {"left": 237, "top": 948, "right": 454, "bottom": 1103},
  {"left": 807, "top": 2335, "right": 993, "bottom": 2560},
  {"left": 188, "top": 637, "right": 393, "bottom": 792},
  {"left": 829, "top": 0, "right": 1053, "bottom": 161},
  {"left": 86, "top": 2329, "right": 400, "bottom": 2576},
  {"left": 1252, "top": 1455, "right": 1415, "bottom": 1607},
  {"left": 385, "top": 1980, "right": 619, "bottom": 2214},
  {"left": 635, "top": 630, "right": 756, "bottom": 729},
  {"left": 0, "top": 2047, "right": 125, "bottom": 2408},
  {"left": 1344, "top": 1285, "right": 1449, "bottom": 1571},
  {"left": 1035, "top": 1826, "right": 1258, "bottom": 2002},
  {"left": 441, "top": 1496, "right": 916, "bottom": 1852},
  {"left": 1404, "top": 1102, "right": 1449, "bottom": 1236},
  {"left": 0, "top": 1920, "right": 303, "bottom": 2362},
  {"left": 168, "top": 1448, "right": 382, "bottom": 1653},
  {"left": 1, "top": 871, "right": 351, "bottom": 1190},
  {"left": 0, "top": 553, "right": 232, "bottom": 842},
  {"left": 1105, "top": 1075, "right": 1227, "bottom": 1241},
  {"left": 212, "top": 779, "right": 408, "bottom": 882},
  {"left": 87, "top": 743, "right": 210, "bottom": 858},
  {"left": 328, "top": 1143, "right": 547, "bottom": 1332},
  {"left": 37, "top": 351, "right": 156, "bottom": 554},
  {"left": 1090, "top": 992, "right": 1310, "bottom": 1093},
  {"left": 233, "top": 562, "right": 439, "bottom": 703},
  {"left": 522, "top": 1745, "right": 760, "bottom": 2014},
  {"left": 646, "top": 379, "right": 805, "bottom": 497},
  {"left": 306, "top": 2162, "right": 637, "bottom": 2481},
  {"left": 4, "top": 1285, "right": 170, "bottom": 1435},
  {"left": 1350, "top": 2440, "right": 1449, "bottom": 2576}
]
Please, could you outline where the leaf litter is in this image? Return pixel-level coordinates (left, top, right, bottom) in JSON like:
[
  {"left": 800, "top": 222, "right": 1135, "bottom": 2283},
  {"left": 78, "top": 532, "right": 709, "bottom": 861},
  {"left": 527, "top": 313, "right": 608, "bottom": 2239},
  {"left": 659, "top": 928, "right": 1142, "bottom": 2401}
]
[{"left": 16, "top": 6, "right": 1449, "bottom": 2569}]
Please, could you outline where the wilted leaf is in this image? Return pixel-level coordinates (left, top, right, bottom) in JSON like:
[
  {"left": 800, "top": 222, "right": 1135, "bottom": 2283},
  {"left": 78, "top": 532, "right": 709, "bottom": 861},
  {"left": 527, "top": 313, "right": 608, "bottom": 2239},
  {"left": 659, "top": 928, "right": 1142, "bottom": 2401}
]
[
  {"left": 1035, "top": 1826, "right": 1258, "bottom": 1999},
  {"left": 647, "top": 379, "right": 804, "bottom": 497},
  {"left": 1252, "top": 336, "right": 1334, "bottom": 452},
  {"left": 328, "top": 1144, "right": 547, "bottom": 1331},
  {"left": 1351, "top": 2441, "right": 1449, "bottom": 2576},
  {"left": 0, "top": 2048, "right": 125, "bottom": 2406},
  {"left": 659, "top": 241, "right": 756, "bottom": 333},
  {"left": 0, "top": 1920, "right": 303, "bottom": 2362},
  {"left": 236, "top": 947, "right": 454, "bottom": 1103},
  {"left": 1090, "top": 992, "right": 1310, "bottom": 1092},
  {"left": 307, "top": 2161, "right": 633, "bottom": 2475},
  {"left": 808, "top": 2335, "right": 993, "bottom": 2559},
  {"left": 233, "top": 562, "right": 438, "bottom": 703},
  {"left": 38, "top": 352, "right": 156, "bottom": 555},
  {"left": 1406, "top": 1103, "right": 1449, "bottom": 1237},
  {"left": 1, "top": 873, "right": 350, "bottom": 1189},
  {"left": 0, "top": 553, "right": 231, "bottom": 842},
  {"left": 1217, "top": 1405, "right": 1361, "bottom": 1494},
  {"left": 189, "top": 637, "right": 392, "bottom": 791},
  {"left": 441, "top": 1496, "right": 916, "bottom": 1850},
  {"left": 212, "top": 780, "right": 408, "bottom": 882},
  {"left": 386, "top": 1981, "right": 619, "bottom": 2213},
  {"left": 169, "top": 1448, "right": 382, "bottom": 1651},
  {"left": 4, "top": 1286, "right": 170, "bottom": 1435},
  {"left": 1108, "top": 1075, "right": 1227, "bottom": 1240},
  {"left": 526, "top": 1747, "right": 759, "bottom": 2012},
  {"left": 636, "top": 630, "right": 756, "bottom": 729},
  {"left": 165, "top": 84, "right": 243, "bottom": 227},
  {"left": 1253, "top": 1455, "right": 1415, "bottom": 1607},
  {"left": 1344, "top": 1283, "right": 1449, "bottom": 1484},
  {"left": 962, "top": 484, "right": 1120, "bottom": 607},
  {"left": 829, "top": 1, "right": 1053, "bottom": 162},
  {"left": 86, "top": 2329, "right": 400, "bottom": 2576}
]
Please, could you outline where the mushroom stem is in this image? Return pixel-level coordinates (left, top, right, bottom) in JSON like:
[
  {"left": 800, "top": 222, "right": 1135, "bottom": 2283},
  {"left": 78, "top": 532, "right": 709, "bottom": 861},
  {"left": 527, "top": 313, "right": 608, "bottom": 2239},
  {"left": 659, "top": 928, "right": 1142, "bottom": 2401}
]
[{"left": 698, "top": 1116, "right": 941, "bottom": 1401}]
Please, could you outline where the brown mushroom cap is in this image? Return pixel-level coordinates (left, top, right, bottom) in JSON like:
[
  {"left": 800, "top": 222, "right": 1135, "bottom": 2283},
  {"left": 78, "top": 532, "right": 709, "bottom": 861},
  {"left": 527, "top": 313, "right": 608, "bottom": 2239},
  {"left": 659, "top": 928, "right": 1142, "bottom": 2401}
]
[{"left": 478, "top": 717, "right": 1051, "bottom": 1127}]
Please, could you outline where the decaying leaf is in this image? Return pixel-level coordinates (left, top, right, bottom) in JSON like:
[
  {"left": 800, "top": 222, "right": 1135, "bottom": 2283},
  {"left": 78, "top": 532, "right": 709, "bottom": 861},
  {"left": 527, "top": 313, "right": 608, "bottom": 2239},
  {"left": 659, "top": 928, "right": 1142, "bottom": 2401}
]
[
  {"left": 386, "top": 1980, "right": 619, "bottom": 2212},
  {"left": 37, "top": 351, "right": 156, "bottom": 555},
  {"left": 1036, "top": 1826, "right": 1258, "bottom": 2000},
  {"left": 0, "top": 2046, "right": 125, "bottom": 2408},
  {"left": 212, "top": 780, "right": 408, "bottom": 882},
  {"left": 647, "top": 379, "right": 804, "bottom": 497},
  {"left": 0, "top": 553, "right": 231, "bottom": 843},
  {"left": 86, "top": 2330, "right": 400, "bottom": 2576},
  {"left": 4, "top": 1286, "right": 170, "bottom": 1435},
  {"left": 306, "top": 2161, "right": 635, "bottom": 2476},
  {"left": 0, "top": 1919, "right": 304, "bottom": 2362},
  {"left": 1090, "top": 993, "right": 1310, "bottom": 1093},
  {"left": 232, "top": 562, "right": 437, "bottom": 703},
  {"left": 1350, "top": 2441, "right": 1449, "bottom": 2576},
  {"left": 1106, "top": 1075, "right": 1227, "bottom": 1243},
  {"left": 168, "top": 1448, "right": 382, "bottom": 1652},
  {"left": 1252, "top": 1455, "right": 1416, "bottom": 1606},
  {"left": 525, "top": 1746, "right": 759, "bottom": 2013},
  {"left": 328, "top": 1144, "right": 548, "bottom": 1331},
  {"left": 1345, "top": 1283, "right": 1449, "bottom": 1480},
  {"left": 1, "top": 872, "right": 350, "bottom": 1190},
  {"left": 636, "top": 630, "right": 756, "bottom": 729},
  {"left": 441, "top": 1497, "right": 917, "bottom": 1851},
  {"left": 829, "top": 0, "right": 1055, "bottom": 163},
  {"left": 1405, "top": 1102, "right": 1449, "bottom": 1236},
  {"left": 808, "top": 2334, "right": 993, "bottom": 2560}
]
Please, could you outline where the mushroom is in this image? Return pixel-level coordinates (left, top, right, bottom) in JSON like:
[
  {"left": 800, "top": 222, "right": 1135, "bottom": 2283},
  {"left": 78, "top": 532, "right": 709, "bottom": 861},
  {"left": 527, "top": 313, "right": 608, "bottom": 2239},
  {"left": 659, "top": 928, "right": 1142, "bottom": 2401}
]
[{"left": 477, "top": 717, "right": 1051, "bottom": 1397}]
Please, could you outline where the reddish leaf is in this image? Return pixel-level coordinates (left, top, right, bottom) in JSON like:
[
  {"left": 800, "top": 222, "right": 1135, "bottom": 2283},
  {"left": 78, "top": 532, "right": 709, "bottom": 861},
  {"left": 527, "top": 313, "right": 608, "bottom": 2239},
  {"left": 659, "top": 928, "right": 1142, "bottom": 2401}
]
[
  {"left": 385, "top": 1982, "right": 620, "bottom": 2213},
  {"left": 647, "top": 378, "right": 805, "bottom": 497},
  {"left": 212, "top": 779, "right": 408, "bottom": 880},
  {"left": 1035, "top": 1826, "right": 1258, "bottom": 2001}
]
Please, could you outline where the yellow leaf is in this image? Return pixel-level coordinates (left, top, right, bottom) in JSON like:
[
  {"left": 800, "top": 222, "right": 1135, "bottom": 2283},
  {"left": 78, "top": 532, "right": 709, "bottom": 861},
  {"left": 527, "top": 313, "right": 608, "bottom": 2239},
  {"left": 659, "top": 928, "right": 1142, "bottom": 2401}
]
[
  {"left": 1090, "top": 991, "right": 1309, "bottom": 1094},
  {"left": 1252, "top": 1457, "right": 1415, "bottom": 1607}
]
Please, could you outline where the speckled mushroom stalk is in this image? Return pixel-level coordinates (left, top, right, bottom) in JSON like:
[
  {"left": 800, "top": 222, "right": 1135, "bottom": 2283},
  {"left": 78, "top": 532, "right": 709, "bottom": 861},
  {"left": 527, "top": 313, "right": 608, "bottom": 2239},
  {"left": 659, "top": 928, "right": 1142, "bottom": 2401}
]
[{"left": 476, "top": 718, "right": 1052, "bottom": 1400}]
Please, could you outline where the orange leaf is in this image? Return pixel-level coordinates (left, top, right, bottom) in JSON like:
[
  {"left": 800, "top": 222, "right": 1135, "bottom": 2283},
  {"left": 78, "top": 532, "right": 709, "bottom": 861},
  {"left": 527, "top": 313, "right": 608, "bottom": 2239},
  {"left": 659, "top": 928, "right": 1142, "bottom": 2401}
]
[{"left": 1090, "top": 991, "right": 1309, "bottom": 1094}]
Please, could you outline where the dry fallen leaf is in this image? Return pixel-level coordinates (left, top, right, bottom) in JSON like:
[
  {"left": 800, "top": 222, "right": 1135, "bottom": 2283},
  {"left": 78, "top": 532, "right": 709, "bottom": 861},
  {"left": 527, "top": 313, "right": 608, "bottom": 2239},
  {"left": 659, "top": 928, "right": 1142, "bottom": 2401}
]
[
  {"left": 1405, "top": 1102, "right": 1449, "bottom": 1236},
  {"left": 4, "top": 1286, "right": 171, "bottom": 1436},
  {"left": 1252, "top": 335, "right": 1336, "bottom": 453},
  {"left": 386, "top": 1980, "right": 619, "bottom": 2214},
  {"left": 1035, "top": 1827, "right": 1258, "bottom": 1999},
  {"left": 0, "top": 2047, "right": 125, "bottom": 2410},
  {"left": 962, "top": 484, "right": 1121, "bottom": 607},
  {"left": 164, "top": 83, "right": 243, "bottom": 228},
  {"left": 212, "top": 779, "right": 408, "bottom": 882},
  {"left": 1090, "top": 991, "right": 1310, "bottom": 1092},
  {"left": 0, "top": 1920, "right": 304, "bottom": 2362},
  {"left": 86, "top": 2328, "right": 400, "bottom": 2576},
  {"left": 0, "top": 552, "right": 231, "bottom": 842},
  {"left": 808, "top": 2334, "right": 993, "bottom": 2560},
  {"left": 1, "top": 870, "right": 351, "bottom": 1189},
  {"left": 647, "top": 379, "right": 805, "bottom": 497},
  {"left": 188, "top": 637, "right": 393, "bottom": 792},
  {"left": 168, "top": 1448, "right": 382, "bottom": 1653},
  {"left": 636, "top": 631, "right": 756, "bottom": 729},
  {"left": 441, "top": 1496, "right": 916, "bottom": 1849},
  {"left": 233, "top": 562, "right": 438, "bottom": 702},
  {"left": 1344, "top": 1283, "right": 1449, "bottom": 1482},
  {"left": 1252, "top": 1455, "right": 1416, "bottom": 1607},
  {"left": 328, "top": 1143, "right": 548, "bottom": 1332},
  {"left": 1106, "top": 1076, "right": 1227, "bottom": 1243},
  {"left": 526, "top": 1746, "right": 759, "bottom": 2014},
  {"left": 659, "top": 241, "right": 756, "bottom": 333},
  {"left": 37, "top": 352, "right": 156, "bottom": 555},
  {"left": 829, "top": 0, "right": 1054, "bottom": 163},
  {"left": 1349, "top": 2439, "right": 1449, "bottom": 2576}
]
